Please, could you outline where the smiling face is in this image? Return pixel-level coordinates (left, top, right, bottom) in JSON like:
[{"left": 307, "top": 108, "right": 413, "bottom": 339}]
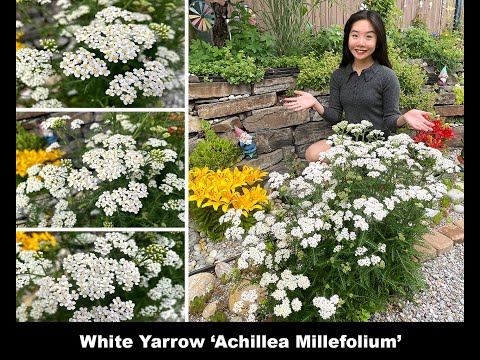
[{"left": 348, "top": 19, "right": 377, "bottom": 64}]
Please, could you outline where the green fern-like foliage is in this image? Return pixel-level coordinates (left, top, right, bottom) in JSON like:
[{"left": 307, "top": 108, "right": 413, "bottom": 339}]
[
  {"left": 189, "top": 120, "right": 242, "bottom": 170},
  {"left": 16, "top": 123, "right": 46, "bottom": 151}
]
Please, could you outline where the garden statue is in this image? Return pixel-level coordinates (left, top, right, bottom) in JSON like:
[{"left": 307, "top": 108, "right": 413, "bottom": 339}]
[
  {"left": 234, "top": 125, "right": 257, "bottom": 159},
  {"left": 39, "top": 127, "right": 58, "bottom": 145},
  {"left": 436, "top": 66, "right": 448, "bottom": 92}
]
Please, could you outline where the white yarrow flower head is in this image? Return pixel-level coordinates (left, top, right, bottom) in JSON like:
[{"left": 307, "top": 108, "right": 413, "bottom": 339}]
[
  {"left": 60, "top": 48, "right": 110, "bottom": 80},
  {"left": 105, "top": 61, "right": 169, "bottom": 105},
  {"left": 31, "top": 87, "right": 49, "bottom": 101},
  {"left": 16, "top": 48, "right": 54, "bottom": 87},
  {"left": 155, "top": 46, "right": 180, "bottom": 65},
  {"left": 41, "top": 115, "right": 70, "bottom": 130},
  {"left": 312, "top": 295, "right": 339, "bottom": 320},
  {"left": 32, "top": 99, "right": 64, "bottom": 108},
  {"left": 70, "top": 119, "right": 85, "bottom": 130}
]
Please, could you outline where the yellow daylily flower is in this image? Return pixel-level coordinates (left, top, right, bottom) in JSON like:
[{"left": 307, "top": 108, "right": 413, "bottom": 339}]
[
  {"left": 16, "top": 149, "right": 65, "bottom": 177},
  {"left": 16, "top": 232, "right": 56, "bottom": 251}
]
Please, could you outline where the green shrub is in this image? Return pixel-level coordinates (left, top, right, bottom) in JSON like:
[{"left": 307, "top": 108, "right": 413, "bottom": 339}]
[
  {"left": 397, "top": 21, "right": 464, "bottom": 73},
  {"left": 399, "top": 23, "right": 435, "bottom": 59},
  {"left": 189, "top": 121, "right": 242, "bottom": 170},
  {"left": 429, "top": 29, "right": 464, "bottom": 72},
  {"left": 296, "top": 51, "right": 341, "bottom": 91},
  {"left": 452, "top": 86, "right": 464, "bottom": 105},
  {"left": 16, "top": 123, "right": 46, "bottom": 151},
  {"left": 189, "top": 43, "right": 266, "bottom": 85},
  {"left": 362, "top": 0, "right": 402, "bottom": 34},
  {"left": 220, "top": 52, "right": 266, "bottom": 85},
  {"left": 390, "top": 47, "right": 436, "bottom": 111},
  {"left": 310, "top": 25, "right": 344, "bottom": 55},
  {"left": 227, "top": 1, "right": 275, "bottom": 59}
]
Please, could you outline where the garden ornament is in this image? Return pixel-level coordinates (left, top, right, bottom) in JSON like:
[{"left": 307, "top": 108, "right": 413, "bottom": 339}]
[
  {"left": 234, "top": 125, "right": 257, "bottom": 159},
  {"left": 40, "top": 127, "right": 58, "bottom": 145},
  {"left": 436, "top": 66, "right": 448, "bottom": 91},
  {"left": 189, "top": 1, "right": 215, "bottom": 31}
]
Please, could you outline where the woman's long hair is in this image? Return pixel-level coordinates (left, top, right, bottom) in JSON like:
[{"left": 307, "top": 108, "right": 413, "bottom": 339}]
[{"left": 340, "top": 10, "right": 392, "bottom": 69}]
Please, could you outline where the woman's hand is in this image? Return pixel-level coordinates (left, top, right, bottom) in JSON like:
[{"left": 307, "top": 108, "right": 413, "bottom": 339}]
[
  {"left": 402, "top": 109, "right": 435, "bottom": 131},
  {"left": 283, "top": 90, "right": 318, "bottom": 111}
]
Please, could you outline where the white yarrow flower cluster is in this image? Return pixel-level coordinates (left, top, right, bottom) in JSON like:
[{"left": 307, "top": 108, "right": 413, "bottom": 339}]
[
  {"left": 46, "top": 142, "right": 60, "bottom": 152},
  {"left": 74, "top": 23, "right": 155, "bottom": 63},
  {"left": 95, "top": 6, "right": 152, "bottom": 24},
  {"left": 32, "top": 99, "right": 64, "bottom": 108},
  {"left": 268, "top": 172, "right": 291, "bottom": 189},
  {"left": 67, "top": 167, "right": 98, "bottom": 191},
  {"left": 96, "top": 181, "right": 148, "bottom": 216},
  {"left": 106, "top": 61, "right": 169, "bottom": 105},
  {"left": 145, "top": 138, "right": 168, "bottom": 148},
  {"left": 31, "top": 87, "right": 49, "bottom": 101},
  {"left": 70, "top": 119, "right": 85, "bottom": 129},
  {"left": 312, "top": 295, "right": 339, "bottom": 320},
  {"left": 155, "top": 46, "right": 181, "bottom": 65},
  {"left": 60, "top": 48, "right": 110, "bottom": 80},
  {"left": 70, "top": 298, "right": 135, "bottom": 322},
  {"left": 41, "top": 115, "right": 70, "bottom": 129},
  {"left": 16, "top": 48, "right": 53, "bottom": 87}
]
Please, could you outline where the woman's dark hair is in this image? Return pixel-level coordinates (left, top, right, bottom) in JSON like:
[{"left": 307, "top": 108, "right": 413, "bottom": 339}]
[{"left": 340, "top": 10, "right": 392, "bottom": 69}]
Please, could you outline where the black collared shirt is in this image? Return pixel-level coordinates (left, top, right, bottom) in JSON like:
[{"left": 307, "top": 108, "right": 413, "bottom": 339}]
[{"left": 322, "top": 61, "right": 401, "bottom": 137}]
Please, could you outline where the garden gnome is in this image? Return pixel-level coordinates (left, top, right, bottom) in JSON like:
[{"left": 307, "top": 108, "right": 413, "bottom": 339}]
[
  {"left": 39, "top": 127, "right": 58, "bottom": 145},
  {"left": 436, "top": 66, "right": 448, "bottom": 92},
  {"left": 234, "top": 125, "right": 257, "bottom": 159}
]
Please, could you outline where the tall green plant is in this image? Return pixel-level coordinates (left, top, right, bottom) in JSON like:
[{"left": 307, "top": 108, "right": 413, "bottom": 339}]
[
  {"left": 362, "top": 0, "right": 401, "bottom": 33},
  {"left": 255, "top": 0, "right": 309, "bottom": 56}
]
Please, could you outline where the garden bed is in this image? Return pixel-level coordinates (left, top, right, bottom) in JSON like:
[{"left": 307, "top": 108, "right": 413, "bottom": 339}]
[{"left": 188, "top": 122, "right": 464, "bottom": 322}]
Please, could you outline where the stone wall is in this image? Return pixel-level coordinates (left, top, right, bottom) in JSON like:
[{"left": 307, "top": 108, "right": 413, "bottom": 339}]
[
  {"left": 16, "top": 111, "right": 104, "bottom": 136},
  {"left": 189, "top": 64, "right": 464, "bottom": 172}
]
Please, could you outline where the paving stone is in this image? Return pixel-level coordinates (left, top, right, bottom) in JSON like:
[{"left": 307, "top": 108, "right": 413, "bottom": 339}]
[
  {"left": 437, "top": 224, "right": 464, "bottom": 244},
  {"left": 453, "top": 219, "right": 464, "bottom": 229},
  {"left": 423, "top": 231, "right": 454, "bottom": 255}
]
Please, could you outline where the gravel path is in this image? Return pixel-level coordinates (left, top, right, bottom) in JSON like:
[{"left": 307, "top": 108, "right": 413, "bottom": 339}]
[
  {"left": 190, "top": 243, "right": 464, "bottom": 322},
  {"left": 371, "top": 243, "right": 464, "bottom": 322}
]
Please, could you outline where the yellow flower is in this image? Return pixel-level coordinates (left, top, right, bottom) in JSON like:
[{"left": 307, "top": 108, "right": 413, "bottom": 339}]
[
  {"left": 16, "top": 149, "right": 65, "bottom": 177},
  {"left": 16, "top": 32, "right": 25, "bottom": 52},
  {"left": 242, "top": 165, "right": 268, "bottom": 185},
  {"left": 188, "top": 166, "right": 269, "bottom": 215},
  {"left": 231, "top": 185, "right": 268, "bottom": 216},
  {"left": 16, "top": 232, "right": 56, "bottom": 251}
]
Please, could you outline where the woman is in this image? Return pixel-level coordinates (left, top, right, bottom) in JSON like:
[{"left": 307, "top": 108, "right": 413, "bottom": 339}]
[{"left": 283, "top": 10, "right": 435, "bottom": 162}]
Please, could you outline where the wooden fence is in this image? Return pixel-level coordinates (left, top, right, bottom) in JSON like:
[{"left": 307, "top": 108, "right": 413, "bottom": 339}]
[{"left": 237, "top": 0, "right": 463, "bottom": 33}]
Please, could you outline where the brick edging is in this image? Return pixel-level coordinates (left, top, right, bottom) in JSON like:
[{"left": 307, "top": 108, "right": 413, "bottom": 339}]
[{"left": 416, "top": 219, "right": 464, "bottom": 260}]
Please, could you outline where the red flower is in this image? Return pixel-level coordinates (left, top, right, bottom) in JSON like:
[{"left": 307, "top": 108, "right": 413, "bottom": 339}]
[{"left": 413, "top": 116, "right": 455, "bottom": 151}]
